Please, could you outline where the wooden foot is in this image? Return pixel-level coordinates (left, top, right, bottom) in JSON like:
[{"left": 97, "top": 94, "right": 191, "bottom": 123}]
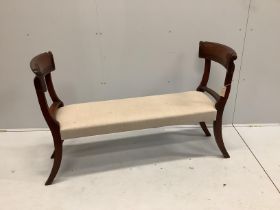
[
  {"left": 45, "top": 143, "right": 62, "bottom": 185},
  {"left": 199, "top": 122, "right": 211, "bottom": 136},
  {"left": 213, "top": 120, "right": 230, "bottom": 158}
]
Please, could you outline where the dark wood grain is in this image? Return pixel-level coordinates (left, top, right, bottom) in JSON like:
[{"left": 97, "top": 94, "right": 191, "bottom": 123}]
[
  {"left": 30, "top": 52, "right": 55, "bottom": 77},
  {"left": 30, "top": 42, "right": 237, "bottom": 185},
  {"left": 198, "top": 86, "right": 220, "bottom": 102},
  {"left": 199, "top": 41, "right": 237, "bottom": 69},
  {"left": 31, "top": 53, "right": 64, "bottom": 185},
  {"left": 197, "top": 41, "right": 237, "bottom": 158},
  {"left": 199, "top": 122, "right": 211, "bottom": 137}
]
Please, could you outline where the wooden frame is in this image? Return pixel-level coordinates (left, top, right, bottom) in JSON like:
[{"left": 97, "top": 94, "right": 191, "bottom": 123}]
[
  {"left": 197, "top": 41, "right": 237, "bottom": 158},
  {"left": 30, "top": 52, "right": 64, "bottom": 185},
  {"left": 30, "top": 42, "right": 237, "bottom": 185}
]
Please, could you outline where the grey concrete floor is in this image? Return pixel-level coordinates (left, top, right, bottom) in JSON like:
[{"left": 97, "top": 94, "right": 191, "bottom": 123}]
[{"left": 0, "top": 125, "right": 279, "bottom": 210}]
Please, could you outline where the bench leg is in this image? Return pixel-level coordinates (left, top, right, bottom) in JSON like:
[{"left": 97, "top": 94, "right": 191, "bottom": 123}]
[
  {"left": 45, "top": 137, "right": 63, "bottom": 185},
  {"left": 50, "top": 140, "right": 64, "bottom": 159},
  {"left": 213, "top": 119, "right": 230, "bottom": 158},
  {"left": 199, "top": 122, "right": 211, "bottom": 136}
]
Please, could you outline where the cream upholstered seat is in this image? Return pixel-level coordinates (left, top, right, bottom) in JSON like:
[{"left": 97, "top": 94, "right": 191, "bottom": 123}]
[
  {"left": 30, "top": 42, "right": 237, "bottom": 185},
  {"left": 55, "top": 91, "right": 216, "bottom": 139}
]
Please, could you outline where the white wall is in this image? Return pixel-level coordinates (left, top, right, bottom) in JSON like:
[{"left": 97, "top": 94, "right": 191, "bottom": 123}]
[
  {"left": 0, "top": 0, "right": 278, "bottom": 128},
  {"left": 233, "top": 0, "right": 280, "bottom": 123}
]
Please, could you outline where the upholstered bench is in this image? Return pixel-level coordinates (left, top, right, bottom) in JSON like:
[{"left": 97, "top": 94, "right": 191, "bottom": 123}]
[
  {"left": 30, "top": 41, "right": 237, "bottom": 185},
  {"left": 56, "top": 91, "right": 217, "bottom": 139}
]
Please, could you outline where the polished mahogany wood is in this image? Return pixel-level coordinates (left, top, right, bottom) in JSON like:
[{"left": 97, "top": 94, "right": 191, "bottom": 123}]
[
  {"left": 197, "top": 41, "right": 237, "bottom": 158},
  {"left": 199, "top": 41, "right": 237, "bottom": 69},
  {"left": 31, "top": 53, "right": 64, "bottom": 185},
  {"left": 30, "top": 41, "right": 237, "bottom": 185},
  {"left": 199, "top": 122, "right": 211, "bottom": 137},
  {"left": 30, "top": 52, "right": 56, "bottom": 92}
]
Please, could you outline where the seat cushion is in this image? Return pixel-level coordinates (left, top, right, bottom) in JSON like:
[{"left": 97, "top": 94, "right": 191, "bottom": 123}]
[{"left": 55, "top": 91, "right": 217, "bottom": 139}]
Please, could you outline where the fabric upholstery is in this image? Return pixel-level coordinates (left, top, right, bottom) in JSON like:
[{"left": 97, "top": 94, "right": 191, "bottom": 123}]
[{"left": 55, "top": 91, "right": 217, "bottom": 139}]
